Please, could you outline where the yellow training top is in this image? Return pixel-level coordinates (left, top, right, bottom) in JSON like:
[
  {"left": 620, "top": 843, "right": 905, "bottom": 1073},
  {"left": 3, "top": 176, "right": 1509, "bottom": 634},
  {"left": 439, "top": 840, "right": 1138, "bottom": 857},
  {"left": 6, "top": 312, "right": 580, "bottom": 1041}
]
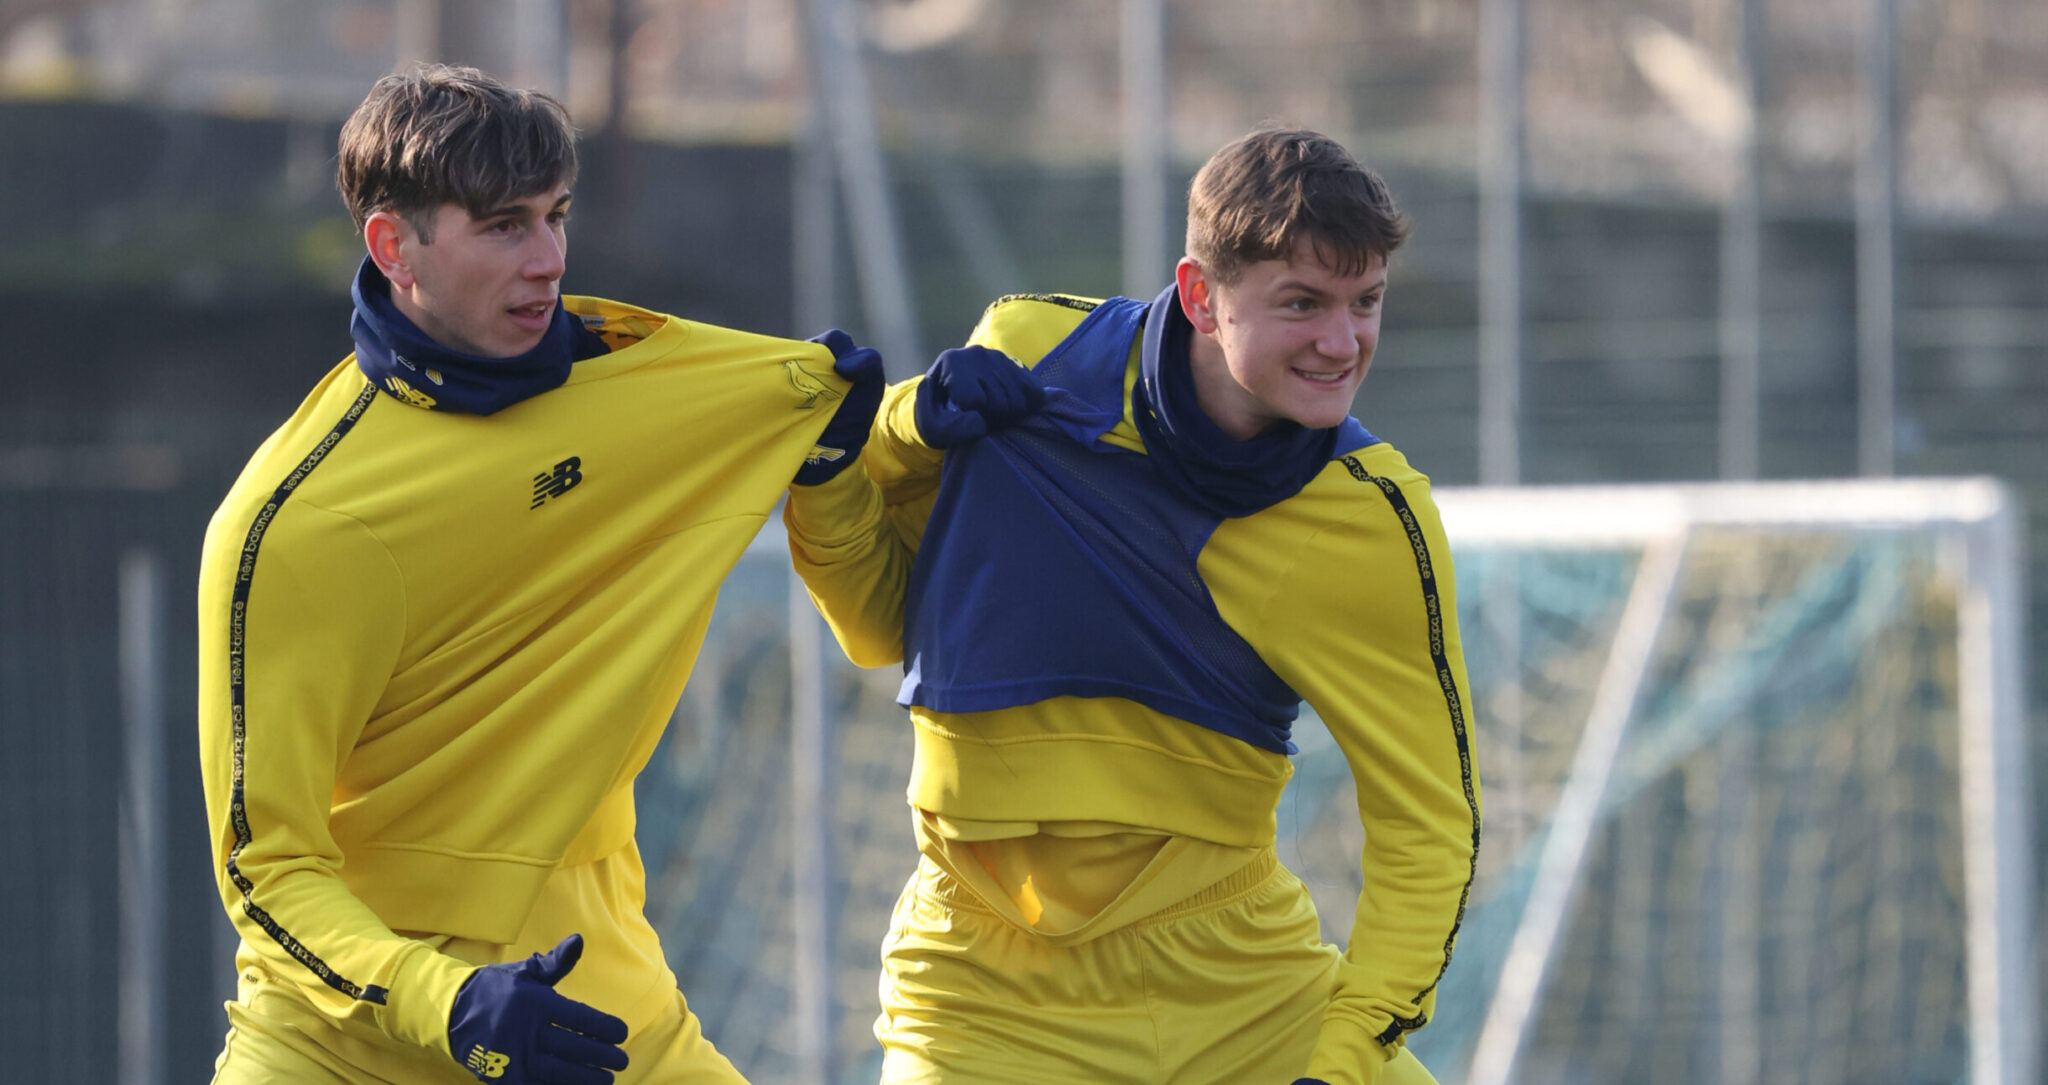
[
  {"left": 199, "top": 296, "right": 850, "bottom": 1056},
  {"left": 789, "top": 291, "right": 1482, "bottom": 1085}
]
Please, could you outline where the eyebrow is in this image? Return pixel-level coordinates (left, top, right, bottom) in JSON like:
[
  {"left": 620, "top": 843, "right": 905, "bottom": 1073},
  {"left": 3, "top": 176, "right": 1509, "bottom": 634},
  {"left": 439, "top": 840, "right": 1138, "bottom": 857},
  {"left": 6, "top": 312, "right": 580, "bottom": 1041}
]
[
  {"left": 1273, "top": 275, "right": 1388, "bottom": 296},
  {"left": 477, "top": 194, "right": 573, "bottom": 221}
]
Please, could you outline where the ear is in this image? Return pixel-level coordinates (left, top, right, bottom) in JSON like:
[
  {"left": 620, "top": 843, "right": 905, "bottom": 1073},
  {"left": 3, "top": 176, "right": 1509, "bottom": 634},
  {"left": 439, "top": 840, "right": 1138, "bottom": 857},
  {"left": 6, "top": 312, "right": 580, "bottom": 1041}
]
[
  {"left": 363, "top": 210, "right": 417, "bottom": 289},
  {"left": 1175, "top": 257, "right": 1219, "bottom": 335}
]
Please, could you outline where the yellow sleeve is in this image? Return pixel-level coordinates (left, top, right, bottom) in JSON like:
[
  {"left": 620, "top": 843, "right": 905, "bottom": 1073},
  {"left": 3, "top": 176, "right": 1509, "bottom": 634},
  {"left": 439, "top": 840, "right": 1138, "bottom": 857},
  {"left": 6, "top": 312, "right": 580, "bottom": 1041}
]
[
  {"left": 859, "top": 375, "right": 946, "bottom": 551},
  {"left": 781, "top": 366, "right": 935, "bottom": 666},
  {"left": 1271, "top": 472, "right": 1483, "bottom": 1085},
  {"left": 197, "top": 499, "right": 475, "bottom": 1055},
  {"left": 784, "top": 463, "right": 911, "bottom": 668}
]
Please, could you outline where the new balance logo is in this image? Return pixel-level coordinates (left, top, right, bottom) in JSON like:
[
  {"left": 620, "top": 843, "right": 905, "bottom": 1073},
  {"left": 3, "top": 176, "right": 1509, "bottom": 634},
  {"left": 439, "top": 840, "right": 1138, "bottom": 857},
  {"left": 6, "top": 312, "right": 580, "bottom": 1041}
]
[
  {"left": 465, "top": 1044, "right": 511, "bottom": 1078},
  {"left": 531, "top": 456, "right": 584, "bottom": 508},
  {"left": 784, "top": 360, "right": 844, "bottom": 410},
  {"left": 383, "top": 375, "right": 438, "bottom": 409}
]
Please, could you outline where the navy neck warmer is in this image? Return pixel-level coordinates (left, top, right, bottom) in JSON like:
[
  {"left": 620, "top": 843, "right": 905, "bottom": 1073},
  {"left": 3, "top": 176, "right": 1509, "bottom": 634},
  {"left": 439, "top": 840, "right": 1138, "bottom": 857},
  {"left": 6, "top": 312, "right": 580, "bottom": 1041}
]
[
  {"left": 1131, "top": 285, "right": 1341, "bottom": 518},
  {"left": 349, "top": 258, "right": 598, "bottom": 415}
]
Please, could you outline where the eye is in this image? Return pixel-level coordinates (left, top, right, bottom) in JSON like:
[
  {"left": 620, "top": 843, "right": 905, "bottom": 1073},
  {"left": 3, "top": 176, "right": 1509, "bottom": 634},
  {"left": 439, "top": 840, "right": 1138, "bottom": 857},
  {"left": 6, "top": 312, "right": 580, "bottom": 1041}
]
[
  {"left": 1285, "top": 296, "right": 1318, "bottom": 313},
  {"left": 1356, "top": 292, "right": 1384, "bottom": 311},
  {"left": 487, "top": 218, "right": 520, "bottom": 235},
  {"left": 547, "top": 209, "right": 569, "bottom": 227}
]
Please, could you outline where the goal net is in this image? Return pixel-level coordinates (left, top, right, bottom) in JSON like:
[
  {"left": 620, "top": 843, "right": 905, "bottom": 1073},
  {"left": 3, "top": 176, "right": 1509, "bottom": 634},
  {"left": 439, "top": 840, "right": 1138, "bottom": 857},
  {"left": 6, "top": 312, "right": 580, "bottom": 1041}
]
[
  {"left": 1345, "top": 478, "right": 2033, "bottom": 1085},
  {"left": 636, "top": 477, "right": 2035, "bottom": 1085}
]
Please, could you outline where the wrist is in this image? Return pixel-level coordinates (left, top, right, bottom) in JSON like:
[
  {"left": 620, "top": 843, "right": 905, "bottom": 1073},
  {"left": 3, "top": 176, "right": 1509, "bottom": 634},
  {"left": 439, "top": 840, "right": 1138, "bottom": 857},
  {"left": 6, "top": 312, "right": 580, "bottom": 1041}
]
[
  {"left": 378, "top": 944, "right": 479, "bottom": 1057},
  {"left": 1302, "top": 1022, "right": 1397, "bottom": 1085},
  {"left": 910, "top": 371, "right": 942, "bottom": 446},
  {"left": 897, "top": 376, "right": 945, "bottom": 454}
]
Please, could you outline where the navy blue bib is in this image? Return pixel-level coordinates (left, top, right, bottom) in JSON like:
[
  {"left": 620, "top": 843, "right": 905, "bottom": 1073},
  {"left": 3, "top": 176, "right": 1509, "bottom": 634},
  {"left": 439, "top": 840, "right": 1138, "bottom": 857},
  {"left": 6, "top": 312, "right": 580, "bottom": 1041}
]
[{"left": 898, "top": 289, "right": 1376, "bottom": 754}]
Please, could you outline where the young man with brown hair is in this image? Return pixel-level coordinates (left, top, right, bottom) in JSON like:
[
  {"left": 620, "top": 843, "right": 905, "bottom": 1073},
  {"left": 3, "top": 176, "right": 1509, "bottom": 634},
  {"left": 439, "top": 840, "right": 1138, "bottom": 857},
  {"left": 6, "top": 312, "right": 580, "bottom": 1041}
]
[
  {"left": 791, "top": 127, "right": 1481, "bottom": 1085},
  {"left": 198, "top": 64, "right": 884, "bottom": 1084}
]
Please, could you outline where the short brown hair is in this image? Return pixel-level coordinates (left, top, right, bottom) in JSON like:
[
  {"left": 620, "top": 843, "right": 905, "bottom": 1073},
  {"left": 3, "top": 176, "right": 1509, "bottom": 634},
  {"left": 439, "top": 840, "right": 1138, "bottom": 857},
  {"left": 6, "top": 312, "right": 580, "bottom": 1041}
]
[
  {"left": 1185, "top": 127, "right": 1409, "bottom": 285},
  {"left": 336, "top": 64, "right": 578, "bottom": 240}
]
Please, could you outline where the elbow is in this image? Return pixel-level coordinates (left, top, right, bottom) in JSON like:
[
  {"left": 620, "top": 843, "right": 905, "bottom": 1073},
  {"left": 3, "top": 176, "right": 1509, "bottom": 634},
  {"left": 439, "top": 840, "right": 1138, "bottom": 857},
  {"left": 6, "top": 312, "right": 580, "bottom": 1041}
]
[
  {"left": 825, "top": 602, "right": 904, "bottom": 669},
  {"left": 844, "top": 639, "right": 904, "bottom": 670}
]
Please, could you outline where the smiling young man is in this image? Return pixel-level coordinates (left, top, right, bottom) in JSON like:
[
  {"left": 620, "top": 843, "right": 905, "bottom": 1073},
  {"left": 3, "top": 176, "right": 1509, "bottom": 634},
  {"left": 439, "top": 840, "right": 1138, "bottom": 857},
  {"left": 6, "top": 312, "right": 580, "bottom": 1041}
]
[
  {"left": 198, "top": 65, "right": 885, "bottom": 1084},
  {"left": 787, "top": 128, "right": 1481, "bottom": 1085}
]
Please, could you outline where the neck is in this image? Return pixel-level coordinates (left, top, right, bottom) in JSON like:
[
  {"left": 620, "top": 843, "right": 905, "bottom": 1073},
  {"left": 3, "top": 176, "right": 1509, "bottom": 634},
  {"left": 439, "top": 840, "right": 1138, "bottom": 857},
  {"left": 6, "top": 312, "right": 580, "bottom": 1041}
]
[
  {"left": 349, "top": 257, "right": 584, "bottom": 416},
  {"left": 384, "top": 285, "right": 444, "bottom": 350}
]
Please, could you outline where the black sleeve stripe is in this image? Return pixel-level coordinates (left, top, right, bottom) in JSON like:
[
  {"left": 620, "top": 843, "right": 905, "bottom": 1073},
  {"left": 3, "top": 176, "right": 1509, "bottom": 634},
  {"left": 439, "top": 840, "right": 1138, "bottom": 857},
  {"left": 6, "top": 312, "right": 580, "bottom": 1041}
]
[
  {"left": 991, "top": 292, "right": 1101, "bottom": 313},
  {"left": 1341, "top": 455, "right": 1481, "bottom": 1046},
  {"left": 222, "top": 382, "right": 389, "bottom": 1005}
]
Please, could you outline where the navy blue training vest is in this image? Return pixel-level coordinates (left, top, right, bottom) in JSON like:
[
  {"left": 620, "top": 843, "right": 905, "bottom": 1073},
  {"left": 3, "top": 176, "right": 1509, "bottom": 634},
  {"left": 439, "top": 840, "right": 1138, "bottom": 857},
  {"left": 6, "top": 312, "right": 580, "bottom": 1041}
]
[{"left": 897, "top": 293, "right": 1376, "bottom": 754}]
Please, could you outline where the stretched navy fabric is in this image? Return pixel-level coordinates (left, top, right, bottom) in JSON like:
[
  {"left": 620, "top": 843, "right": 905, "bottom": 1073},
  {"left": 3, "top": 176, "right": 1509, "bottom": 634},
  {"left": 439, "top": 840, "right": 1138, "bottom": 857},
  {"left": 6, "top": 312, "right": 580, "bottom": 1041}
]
[{"left": 899, "top": 286, "right": 1377, "bottom": 754}]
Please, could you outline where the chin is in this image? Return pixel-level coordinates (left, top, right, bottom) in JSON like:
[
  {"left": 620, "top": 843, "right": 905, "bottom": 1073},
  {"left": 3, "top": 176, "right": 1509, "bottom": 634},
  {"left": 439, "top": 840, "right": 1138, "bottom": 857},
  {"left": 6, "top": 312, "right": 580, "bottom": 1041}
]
[
  {"left": 492, "top": 334, "right": 549, "bottom": 358},
  {"left": 1292, "top": 407, "right": 1354, "bottom": 431}
]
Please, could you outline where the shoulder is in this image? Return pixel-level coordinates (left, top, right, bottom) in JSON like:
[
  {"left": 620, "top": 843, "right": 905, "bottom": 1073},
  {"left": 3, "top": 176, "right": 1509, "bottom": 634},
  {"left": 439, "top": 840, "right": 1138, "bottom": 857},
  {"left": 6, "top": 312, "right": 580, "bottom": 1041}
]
[
  {"left": 564, "top": 294, "right": 833, "bottom": 375},
  {"left": 1329, "top": 440, "right": 1435, "bottom": 506},
  {"left": 1297, "top": 442, "right": 1455, "bottom": 595},
  {"left": 212, "top": 361, "right": 383, "bottom": 511},
  {"left": 985, "top": 291, "right": 1105, "bottom": 317},
  {"left": 563, "top": 294, "right": 809, "bottom": 356},
  {"left": 201, "top": 461, "right": 399, "bottom": 607},
  {"left": 1257, "top": 439, "right": 1447, "bottom": 545},
  {"left": 967, "top": 292, "right": 1106, "bottom": 368},
  {"left": 1211, "top": 441, "right": 1457, "bottom": 649},
  {"left": 561, "top": 294, "right": 671, "bottom": 348},
  {"left": 205, "top": 372, "right": 390, "bottom": 550}
]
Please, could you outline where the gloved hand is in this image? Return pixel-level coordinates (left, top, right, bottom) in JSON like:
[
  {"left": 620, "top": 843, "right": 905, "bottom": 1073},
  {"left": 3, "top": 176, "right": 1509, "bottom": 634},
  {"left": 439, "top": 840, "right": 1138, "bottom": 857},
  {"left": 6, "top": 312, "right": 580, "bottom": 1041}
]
[
  {"left": 913, "top": 346, "right": 1046, "bottom": 449},
  {"left": 793, "top": 328, "right": 885, "bottom": 485},
  {"left": 447, "top": 933, "right": 629, "bottom": 1085}
]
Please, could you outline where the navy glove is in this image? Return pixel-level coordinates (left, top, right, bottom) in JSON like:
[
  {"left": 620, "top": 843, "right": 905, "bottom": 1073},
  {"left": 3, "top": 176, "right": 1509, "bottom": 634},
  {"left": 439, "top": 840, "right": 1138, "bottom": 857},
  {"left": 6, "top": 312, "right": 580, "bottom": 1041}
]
[
  {"left": 793, "top": 328, "right": 885, "bottom": 485},
  {"left": 913, "top": 346, "right": 1046, "bottom": 449},
  {"left": 447, "top": 933, "right": 629, "bottom": 1085}
]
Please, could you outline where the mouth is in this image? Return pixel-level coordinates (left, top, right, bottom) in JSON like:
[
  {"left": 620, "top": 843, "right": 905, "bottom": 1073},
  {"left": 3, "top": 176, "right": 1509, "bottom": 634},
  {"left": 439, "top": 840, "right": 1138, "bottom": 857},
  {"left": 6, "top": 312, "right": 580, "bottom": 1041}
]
[
  {"left": 1291, "top": 365, "right": 1355, "bottom": 386},
  {"left": 507, "top": 300, "right": 556, "bottom": 327}
]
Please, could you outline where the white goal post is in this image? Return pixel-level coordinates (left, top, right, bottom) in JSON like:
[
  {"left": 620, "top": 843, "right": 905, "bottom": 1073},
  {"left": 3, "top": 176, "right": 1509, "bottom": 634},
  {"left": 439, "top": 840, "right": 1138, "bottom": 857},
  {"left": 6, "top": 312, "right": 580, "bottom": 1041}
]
[{"left": 1431, "top": 477, "right": 2034, "bottom": 1085}]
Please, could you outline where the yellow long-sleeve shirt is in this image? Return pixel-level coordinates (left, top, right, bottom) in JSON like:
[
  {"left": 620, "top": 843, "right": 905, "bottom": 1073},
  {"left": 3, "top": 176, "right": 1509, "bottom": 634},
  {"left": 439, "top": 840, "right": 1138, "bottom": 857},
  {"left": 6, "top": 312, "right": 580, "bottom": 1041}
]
[
  {"left": 198, "top": 296, "right": 851, "bottom": 1056},
  {"left": 787, "top": 291, "right": 1482, "bottom": 1085}
]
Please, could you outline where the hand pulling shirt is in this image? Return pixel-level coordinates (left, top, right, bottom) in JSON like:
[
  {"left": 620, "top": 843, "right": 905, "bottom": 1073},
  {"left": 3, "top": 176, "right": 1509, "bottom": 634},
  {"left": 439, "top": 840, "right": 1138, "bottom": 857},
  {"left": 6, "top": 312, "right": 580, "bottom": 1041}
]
[
  {"left": 198, "top": 295, "right": 854, "bottom": 1055},
  {"left": 787, "top": 287, "right": 1483, "bottom": 1084}
]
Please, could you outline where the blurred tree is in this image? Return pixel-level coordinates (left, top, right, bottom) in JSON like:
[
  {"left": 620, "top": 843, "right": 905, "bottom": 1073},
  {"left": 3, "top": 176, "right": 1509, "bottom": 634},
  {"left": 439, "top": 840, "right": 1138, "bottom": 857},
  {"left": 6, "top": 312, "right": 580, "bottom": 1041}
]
[{"left": 0, "top": 0, "right": 102, "bottom": 45}]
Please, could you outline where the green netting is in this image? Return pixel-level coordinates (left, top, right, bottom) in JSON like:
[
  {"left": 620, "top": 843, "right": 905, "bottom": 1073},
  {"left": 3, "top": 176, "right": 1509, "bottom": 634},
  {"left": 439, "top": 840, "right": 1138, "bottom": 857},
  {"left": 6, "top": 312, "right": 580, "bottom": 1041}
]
[{"left": 1291, "top": 531, "right": 1972, "bottom": 1085}]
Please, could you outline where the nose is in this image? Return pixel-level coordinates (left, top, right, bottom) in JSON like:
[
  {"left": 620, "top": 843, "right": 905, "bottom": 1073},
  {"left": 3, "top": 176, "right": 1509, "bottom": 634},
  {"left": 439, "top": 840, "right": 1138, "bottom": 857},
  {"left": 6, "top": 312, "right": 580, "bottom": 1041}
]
[
  {"left": 1314, "top": 310, "right": 1368, "bottom": 362},
  {"left": 527, "top": 224, "right": 566, "bottom": 281}
]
